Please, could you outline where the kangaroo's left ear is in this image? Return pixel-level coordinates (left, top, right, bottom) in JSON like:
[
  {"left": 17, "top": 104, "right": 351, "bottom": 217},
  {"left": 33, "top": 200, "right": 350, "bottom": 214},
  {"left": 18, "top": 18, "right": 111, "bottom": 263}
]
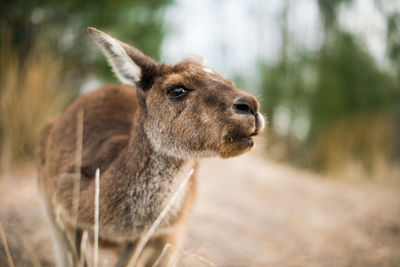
[{"left": 87, "top": 27, "right": 157, "bottom": 91}]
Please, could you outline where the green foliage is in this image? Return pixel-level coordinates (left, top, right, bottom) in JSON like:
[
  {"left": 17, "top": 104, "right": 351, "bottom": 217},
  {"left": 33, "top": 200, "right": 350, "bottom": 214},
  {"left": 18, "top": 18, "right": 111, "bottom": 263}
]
[
  {"left": 310, "top": 30, "right": 400, "bottom": 137},
  {"left": 387, "top": 12, "right": 400, "bottom": 72},
  {"left": 0, "top": 0, "right": 172, "bottom": 169},
  {"left": 317, "top": 0, "right": 352, "bottom": 29},
  {"left": 0, "top": 0, "right": 173, "bottom": 86},
  {"left": 260, "top": 55, "right": 315, "bottom": 128},
  {"left": 260, "top": 26, "right": 400, "bottom": 176}
]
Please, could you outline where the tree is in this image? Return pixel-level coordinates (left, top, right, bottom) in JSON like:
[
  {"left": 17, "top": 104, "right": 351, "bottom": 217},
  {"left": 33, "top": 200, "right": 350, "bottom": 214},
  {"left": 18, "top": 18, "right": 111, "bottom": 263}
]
[
  {"left": 259, "top": 0, "right": 400, "bottom": 175},
  {"left": 0, "top": 0, "right": 173, "bottom": 169},
  {"left": 0, "top": 0, "right": 173, "bottom": 87}
]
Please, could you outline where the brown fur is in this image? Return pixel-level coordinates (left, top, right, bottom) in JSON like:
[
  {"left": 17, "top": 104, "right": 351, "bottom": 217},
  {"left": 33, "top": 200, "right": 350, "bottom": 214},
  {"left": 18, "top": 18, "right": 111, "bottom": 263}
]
[{"left": 37, "top": 28, "right": 264, "bottom": 266}]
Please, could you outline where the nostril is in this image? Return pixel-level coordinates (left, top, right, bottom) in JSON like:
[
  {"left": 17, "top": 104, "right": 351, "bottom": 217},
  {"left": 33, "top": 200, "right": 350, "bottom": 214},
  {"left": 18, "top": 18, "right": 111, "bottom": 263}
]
[
  {"left": 234, "top": 103, "right": 251, "bottom": 113},
  {"left": 233, "top": 100, "right": 253, "bottom": 115}
]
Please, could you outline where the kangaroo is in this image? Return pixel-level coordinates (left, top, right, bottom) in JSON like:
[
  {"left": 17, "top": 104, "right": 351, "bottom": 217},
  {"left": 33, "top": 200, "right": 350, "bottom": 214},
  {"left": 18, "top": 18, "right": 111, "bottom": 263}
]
[{"left": 37, "top": 27, "right": 265, "bottom": 267}]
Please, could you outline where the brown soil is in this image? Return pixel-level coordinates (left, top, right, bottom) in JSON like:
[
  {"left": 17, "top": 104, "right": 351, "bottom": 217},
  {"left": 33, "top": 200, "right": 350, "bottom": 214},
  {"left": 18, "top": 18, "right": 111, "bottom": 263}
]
[{"left": 1, "top": 153, "right": 400, "bottom": 266}]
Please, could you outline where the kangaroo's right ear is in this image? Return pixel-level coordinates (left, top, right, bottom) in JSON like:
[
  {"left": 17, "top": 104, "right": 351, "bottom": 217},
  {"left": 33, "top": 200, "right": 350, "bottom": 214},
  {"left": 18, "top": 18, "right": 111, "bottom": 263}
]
[{"left": 87, "top": 27, "right": 157, "bottom": 90}]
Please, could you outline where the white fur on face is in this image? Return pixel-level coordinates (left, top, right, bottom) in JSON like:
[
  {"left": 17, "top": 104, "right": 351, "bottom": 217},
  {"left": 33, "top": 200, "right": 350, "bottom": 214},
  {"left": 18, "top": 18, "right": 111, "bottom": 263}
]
[
  {"left": 144, "top": 117, "right": 217, "bottom": 159},
  {"left": 145, "top": 125, "right": 216, "bottom": 159},
  {"left": 201, "top": 113, "right": 209, "bottom": 124},
  {"left": 90, "top": 30, "right": 142, "bottom": 85},
  {"left": 203, "top": 67, "right": 214, "bottom": 74}
]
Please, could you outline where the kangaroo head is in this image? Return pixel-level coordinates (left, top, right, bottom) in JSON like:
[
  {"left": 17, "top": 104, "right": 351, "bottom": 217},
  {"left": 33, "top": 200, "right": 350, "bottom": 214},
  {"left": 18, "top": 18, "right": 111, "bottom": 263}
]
[{"left": 88, "top": 27, "right": 264, "bottom": 159}]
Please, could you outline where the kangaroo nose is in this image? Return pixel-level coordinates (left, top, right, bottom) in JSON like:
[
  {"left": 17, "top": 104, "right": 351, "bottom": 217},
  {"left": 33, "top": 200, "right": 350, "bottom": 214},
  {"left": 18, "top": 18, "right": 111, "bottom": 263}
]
[{"left": 233, "top": 98, "right": 257, "bottom": 115}]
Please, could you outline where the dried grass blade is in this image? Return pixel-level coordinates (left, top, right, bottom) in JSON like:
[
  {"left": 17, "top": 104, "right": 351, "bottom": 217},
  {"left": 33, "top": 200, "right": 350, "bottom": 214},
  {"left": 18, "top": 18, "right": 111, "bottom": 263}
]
[
  {"left": 0, "top": 221, "right": 14, "bottom": 267},
  {"left": 80, "top": 230, "right": 88, "bottom": 267},
  {"left": 93, "top": 168, "right": 100, "bottom": 267},
  {"left": 151, "top": 243, "right": 171, "bottom": 267},
  {"left": 127, "top": 169, "right": 194, "bottom": 267},
  {"left": 72, "top": 109, "right": 84, "bottom": 247}
]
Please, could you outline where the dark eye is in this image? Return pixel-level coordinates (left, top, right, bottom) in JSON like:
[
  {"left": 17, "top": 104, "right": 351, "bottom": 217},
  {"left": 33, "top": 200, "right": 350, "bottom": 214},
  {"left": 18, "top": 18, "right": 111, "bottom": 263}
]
[{"left": 167, "top": 87, "right": 189, "bottom": 100}]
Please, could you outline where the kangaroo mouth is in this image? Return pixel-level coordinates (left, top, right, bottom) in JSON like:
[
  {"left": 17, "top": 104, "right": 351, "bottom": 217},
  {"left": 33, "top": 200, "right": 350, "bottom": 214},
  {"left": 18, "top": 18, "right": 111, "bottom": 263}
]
[
  {"left": 224, "top": 117, "right": 262, "bottom": 145},
  {"left": 220, "top": 113, "right": 264, "bottom": 158},
  {"left": 224, "top": 134, "right": 254, "bottom": 147},
  {"left": 220, "top": 126, "right": 259, "bottom": 158},
  {"left": 249, "top": 131, "right": 258, "bottom": 137}
]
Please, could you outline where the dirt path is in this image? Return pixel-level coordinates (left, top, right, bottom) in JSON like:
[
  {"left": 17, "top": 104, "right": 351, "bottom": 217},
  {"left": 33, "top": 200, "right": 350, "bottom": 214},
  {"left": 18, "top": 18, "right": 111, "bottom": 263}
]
[
  {"left": 184, "top": 155, "right": 400, "bottom": 266},
  {"left": 1, "top": 154, "right": 400, "bottom": 266}
]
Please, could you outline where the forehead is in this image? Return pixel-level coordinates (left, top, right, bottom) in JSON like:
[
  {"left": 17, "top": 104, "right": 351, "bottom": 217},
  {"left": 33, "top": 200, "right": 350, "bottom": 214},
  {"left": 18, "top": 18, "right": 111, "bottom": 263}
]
[{"left": 159, "top": 63, "right": 234, "bottom": 90}]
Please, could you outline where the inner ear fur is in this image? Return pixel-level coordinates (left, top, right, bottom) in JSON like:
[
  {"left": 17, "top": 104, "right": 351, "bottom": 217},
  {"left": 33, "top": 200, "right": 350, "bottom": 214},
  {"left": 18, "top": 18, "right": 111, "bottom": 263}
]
[{"left": 87, "top": 27, "right": 158, "bottom": 91}]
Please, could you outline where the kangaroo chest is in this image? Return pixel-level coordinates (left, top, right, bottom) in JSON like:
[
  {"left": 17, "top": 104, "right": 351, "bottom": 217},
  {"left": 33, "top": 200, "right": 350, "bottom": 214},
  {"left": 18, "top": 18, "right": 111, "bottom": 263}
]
[{"left": 97, "top": 159, "right": 195, "bottom": 243}]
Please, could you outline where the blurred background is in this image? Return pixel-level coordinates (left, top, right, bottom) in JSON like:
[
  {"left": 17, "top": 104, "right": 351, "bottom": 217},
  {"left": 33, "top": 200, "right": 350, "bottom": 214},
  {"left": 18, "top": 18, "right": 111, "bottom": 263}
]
[
  {"left": 1, "top": 0, "right": 399, "bottom": 181},
  {"left": 1, "top": 0, "right": 400, "bottom": 266}
]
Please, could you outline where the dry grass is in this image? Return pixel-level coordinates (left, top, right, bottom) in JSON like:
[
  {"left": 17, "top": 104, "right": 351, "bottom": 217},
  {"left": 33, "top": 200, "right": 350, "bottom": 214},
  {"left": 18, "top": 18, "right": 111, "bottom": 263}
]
[
  {"left": 264, "top": 112, "right": 399, "bottom": 184},
  {"left": 154, "top": 243, "right": 217, "bottom": 267},
  {"left": 0, "top": 221, "right": 14, "bottom": 267},
  {"left": 312, "top": 114, "right": 399, "bottom": 183},
  {"left": 0, "top": 34, "right": 70, "bottom": 173},
  {"left": 72, "top": 109, "right": 84, "bottom": 253},
  {"left": 1, "top": 154, "right": 400, "bottom": 266},
  {"left": 80, "top": 230, "right": 89, "bottom": 267},
  {"left": 93, "top": 168, "right": 100, "bottom": 267}
]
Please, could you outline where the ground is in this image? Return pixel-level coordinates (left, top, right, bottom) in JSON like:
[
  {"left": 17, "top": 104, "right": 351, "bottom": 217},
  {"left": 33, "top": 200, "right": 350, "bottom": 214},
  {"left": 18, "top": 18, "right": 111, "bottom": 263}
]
[{"left": 1, "top": 153, "right": 400, "bottom": 266}]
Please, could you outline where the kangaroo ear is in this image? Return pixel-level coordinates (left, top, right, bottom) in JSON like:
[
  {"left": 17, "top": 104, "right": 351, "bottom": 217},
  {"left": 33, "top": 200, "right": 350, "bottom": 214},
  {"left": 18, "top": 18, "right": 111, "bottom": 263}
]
[
  {"left": 178, "top": 54, "right": 206, "bottom": 65},
  {"left": 88, "top": 27, "right": 157, "bottom": 90}
]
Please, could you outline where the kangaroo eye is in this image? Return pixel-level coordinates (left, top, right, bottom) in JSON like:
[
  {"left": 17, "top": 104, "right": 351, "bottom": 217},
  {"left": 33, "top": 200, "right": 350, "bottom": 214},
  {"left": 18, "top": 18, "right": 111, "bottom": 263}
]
[{"left": 167, "top": 87, "right": 189, "bottom": 100}]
